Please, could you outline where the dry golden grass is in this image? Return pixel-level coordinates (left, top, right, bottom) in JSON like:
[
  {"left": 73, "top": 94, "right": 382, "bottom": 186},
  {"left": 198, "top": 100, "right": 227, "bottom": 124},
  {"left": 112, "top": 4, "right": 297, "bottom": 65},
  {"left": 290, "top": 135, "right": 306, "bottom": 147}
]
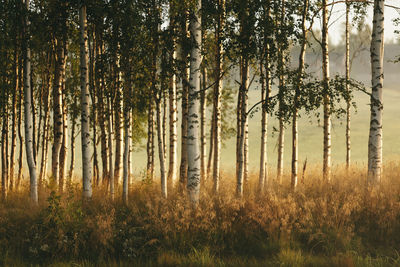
[{"left": 1, "top": 163, "right": 400, "bottom": 266}]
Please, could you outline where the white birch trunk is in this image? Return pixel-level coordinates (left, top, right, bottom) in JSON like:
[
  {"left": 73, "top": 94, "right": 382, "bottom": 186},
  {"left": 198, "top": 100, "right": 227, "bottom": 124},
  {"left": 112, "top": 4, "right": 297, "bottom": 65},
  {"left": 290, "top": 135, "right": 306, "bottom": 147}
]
[
  {"left": 368, "top": 0, "right": 384, "bottom": 184},
  {"left": 187, "top": 0, "right": 202, "bottom": 204},
  {"left": 23, "top": 0, "right": 38, "bottom": 203},
  {"left": 167, "top": 58, "right": 178, "bottom": 185},
  {"left": 322, "top": 0, "right": 331, "bottom": 181},
  {"left": 79, "top": 3, "right": 92, "bottom": 198}
]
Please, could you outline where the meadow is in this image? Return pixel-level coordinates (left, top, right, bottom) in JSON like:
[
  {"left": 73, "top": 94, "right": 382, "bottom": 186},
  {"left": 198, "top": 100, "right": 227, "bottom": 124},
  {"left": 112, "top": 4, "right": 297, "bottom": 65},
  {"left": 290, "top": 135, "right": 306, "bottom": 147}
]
[{"left": 2, "top": 164, "right": 400, "bottom": 266}]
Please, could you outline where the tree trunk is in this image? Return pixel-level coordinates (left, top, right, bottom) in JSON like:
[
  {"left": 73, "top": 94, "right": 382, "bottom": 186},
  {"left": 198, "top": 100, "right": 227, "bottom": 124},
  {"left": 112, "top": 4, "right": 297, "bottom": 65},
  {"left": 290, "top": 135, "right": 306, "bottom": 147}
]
[
  {"left": 23, "top": 0, "right": 38, "bottom": 203},
  {"left": 79, "top": 3, "right": 92, "bottom": 199},
  {"left": 345, "top": 0, "right": 351, "bottom": 170},
  {"left": 167, "top": 50, "right": 178, "bottom": 185},
  {"left": 114, "top": 51, "right": 123, "bottom": 189},
  {"left": 259, "top": 56, "right": 270, "bottom": 192},
  {"left": 179, "top": 12, "right": 189, "bottom": 187},
  {"left": 98, "top": 35, "right": 108, "bottom": 184},
  {"left": 108, "top": 96, "right": 114, "bottom": 199},
  {"left": 9, "top": 48, "right": 19, "bottom": 191},
  {"left": 291, "top": 0, "right": 309, "bottom": 189},
  {"left": 200, "top": 67, "right": 207, "bottom": 182},
  {"left": 59, "top": 84, "right": 68, "bottom": 193},
  {"left": 147, "top": 101, "right": 155, "bottom": 180},
  {"left": 187, "top": 0, "right": 202, "bottom": 205},
  {"left": 68, "top": 116, "right": 76, "bottom": 183},
  {"left": 367, "top": 0, "right": 384, "bottom": 184},
  {"left": 213, "top": 0, "right": 225, "bottom": 193},
  {"left": 17, "top": 63, "right": 24, "bottom": 189},
  {"left": 156, "top": 95, "right": 167, "bottom": 198},
  {"left": 207, "top": 111, "right": 215, "bottom": 180},
  {"left": 236, "top": 58, "right": 248, "bottom": 198},
  {"left": 51, "top": 39, "right": 65, "bottom": 186},
  {"left": 122, "top": 85, "right": 131, "bottom": 202},
  {"left": 322, "top": 0, "right": 331, "bottom": 181},
  {"left": 276, "top": 0, "right": 285, "bottom": 183},
  {"left": 1, "top": 85, "right": 8, "bottom": 200},
  {"left": 236, "top": 56, "right": 249, "bottom": 197}
]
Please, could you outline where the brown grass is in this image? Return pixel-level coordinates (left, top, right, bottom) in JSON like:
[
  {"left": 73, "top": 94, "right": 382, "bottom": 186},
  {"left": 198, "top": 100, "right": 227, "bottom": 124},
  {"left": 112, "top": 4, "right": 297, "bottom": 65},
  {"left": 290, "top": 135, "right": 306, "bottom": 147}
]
[{"left": 1, "top": 163, "right": 400, "bottom": 266}]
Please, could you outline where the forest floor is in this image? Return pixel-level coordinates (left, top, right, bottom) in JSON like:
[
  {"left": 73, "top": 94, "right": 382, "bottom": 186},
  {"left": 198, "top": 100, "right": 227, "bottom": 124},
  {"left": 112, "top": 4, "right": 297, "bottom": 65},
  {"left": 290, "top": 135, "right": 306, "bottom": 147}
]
[{"left": 2, "top": 163, "right": 400, "bottom": 266}]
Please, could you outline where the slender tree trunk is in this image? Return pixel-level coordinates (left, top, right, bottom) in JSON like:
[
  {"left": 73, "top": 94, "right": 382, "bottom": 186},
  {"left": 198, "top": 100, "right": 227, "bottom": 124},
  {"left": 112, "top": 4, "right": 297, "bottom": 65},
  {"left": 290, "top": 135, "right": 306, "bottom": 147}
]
[
  {"left": 23, "top": 0, "right": 38, "bottom": 203},
  {"left": 179, "top": 13, "right": 189, "bottom": 187},
  {"left": 162, "top": 90, "right": 167, "bottom": 159},
  {"left": 114, "top": 51, "right": 123, "bottom": 189},
  {"left": 122, "top": 84, "right": 131, "bottom": 202},
  {"left": 291, "top": 0, "right": 309, "bottom": 189},
  {"left": 68, "top": 116, "right": 76, "bottom": 183},
  {"left": 97, "top": 35, "right": 108, "bottom": 184},
  {"left": 258, "top": 58, "right": 269, "bottom": 192},
  {"left": 17, "top": 63, "right": 24, "bottom": 189},
  {"left": 51, "top": 40, "right": 65, "bottom": 186},
  {"left": 89, "top": 35, "right": 99, "bottom": 187},
  {"left": 156, "top": 96, "right": 167, "bottom": 198},
  {"left": 9, "top": 49, "right": 18, "bottom": 191},
  {"left": 236, "top": 75, "right": 242, "bottom": 191},
  {"left": 213, "top": 0, "right": 225, "bottom": 192},
  {"left": 1, "top": 86, "right": 8, "bottom": 200},
  {"left": 276, "top": 0, "right": 285, "bottom": 183},
  {"left": 236, "top": 56, "right": 249, "bottom": 197},
  {"left": 187, "top": 0, "right": 202, "bottom": 205},
  {"left": 167, "top": 51, "right": 178, "bottom": 185},
  {"left": 236, "top": 58, "right": 248, "bottom": 198},
  {"left": 345, "top": 0, "right": 351, "bottom": 170},
  {"left": 79, "top": 3, "right": 92, "bottom": 199},
  {"left": 367, "top": 0, "right": 384, "bottom": 184},
  {"left": 59, "top": 85, "right": 68, "bottom": 193},
  {"left": 322, "top": 0, "right": 331, "bottom": 181},
  {"left": 244, "top": 97, "right": 249, "bottom": 184},
  {"left": 107, "top": 96, "right": 114, "bottom": 199},
  {"left": 147, "top": 101, "right": 155, "bottom": 180},
  {"left": 200, "top": 67, "right": 207, "bottom": 182},
  {"left": 206, "top": 112, "right": 215, "bottom": 179}
]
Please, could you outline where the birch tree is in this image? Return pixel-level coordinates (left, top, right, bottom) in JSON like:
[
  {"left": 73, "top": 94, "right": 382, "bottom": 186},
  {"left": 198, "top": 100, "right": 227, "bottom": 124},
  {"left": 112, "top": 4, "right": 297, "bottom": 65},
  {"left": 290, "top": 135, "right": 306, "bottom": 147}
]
[
  {"left": 23, "top": 0, "right": 38, "bottom": 203},
  {"left": 322, "top": 0, "right": 331, "bottom": 181},
  {"left": 187, "top": 0, "right": 202, "bottom": 204},
  {"left": 368, "top": 0, "right": 385, "bottom": 184},
  {"left": 79, "top": 1, "right": 92, "bottom": 199}
]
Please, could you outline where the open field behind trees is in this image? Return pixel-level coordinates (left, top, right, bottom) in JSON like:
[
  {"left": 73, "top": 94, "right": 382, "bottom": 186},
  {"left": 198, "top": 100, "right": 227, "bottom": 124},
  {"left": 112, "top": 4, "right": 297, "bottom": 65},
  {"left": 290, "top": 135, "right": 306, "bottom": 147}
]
[{"left": 2, "top": 165, "right": 400, "bottom": 266}]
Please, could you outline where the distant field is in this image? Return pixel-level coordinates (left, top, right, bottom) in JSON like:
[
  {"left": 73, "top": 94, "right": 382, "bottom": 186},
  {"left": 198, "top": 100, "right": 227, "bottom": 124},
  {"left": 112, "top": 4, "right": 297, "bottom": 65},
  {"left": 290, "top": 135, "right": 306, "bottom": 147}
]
[{"left": 129, "top": 83, "right": 400, "bottom": 178}]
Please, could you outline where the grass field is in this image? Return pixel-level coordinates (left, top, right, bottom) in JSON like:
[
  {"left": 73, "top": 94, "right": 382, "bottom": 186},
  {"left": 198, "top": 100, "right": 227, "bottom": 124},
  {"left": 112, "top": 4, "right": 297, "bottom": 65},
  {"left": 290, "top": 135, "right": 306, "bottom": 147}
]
[{"left": 2, "top": 164, "right": 400, "bottom": 266}]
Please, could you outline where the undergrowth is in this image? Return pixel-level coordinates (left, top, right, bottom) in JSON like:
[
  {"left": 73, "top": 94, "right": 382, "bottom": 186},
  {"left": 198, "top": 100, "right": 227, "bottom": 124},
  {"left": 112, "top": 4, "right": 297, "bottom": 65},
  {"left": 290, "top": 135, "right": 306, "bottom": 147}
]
[{"left": 1, "top": 163, "right": 400, "bottom": 266}]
